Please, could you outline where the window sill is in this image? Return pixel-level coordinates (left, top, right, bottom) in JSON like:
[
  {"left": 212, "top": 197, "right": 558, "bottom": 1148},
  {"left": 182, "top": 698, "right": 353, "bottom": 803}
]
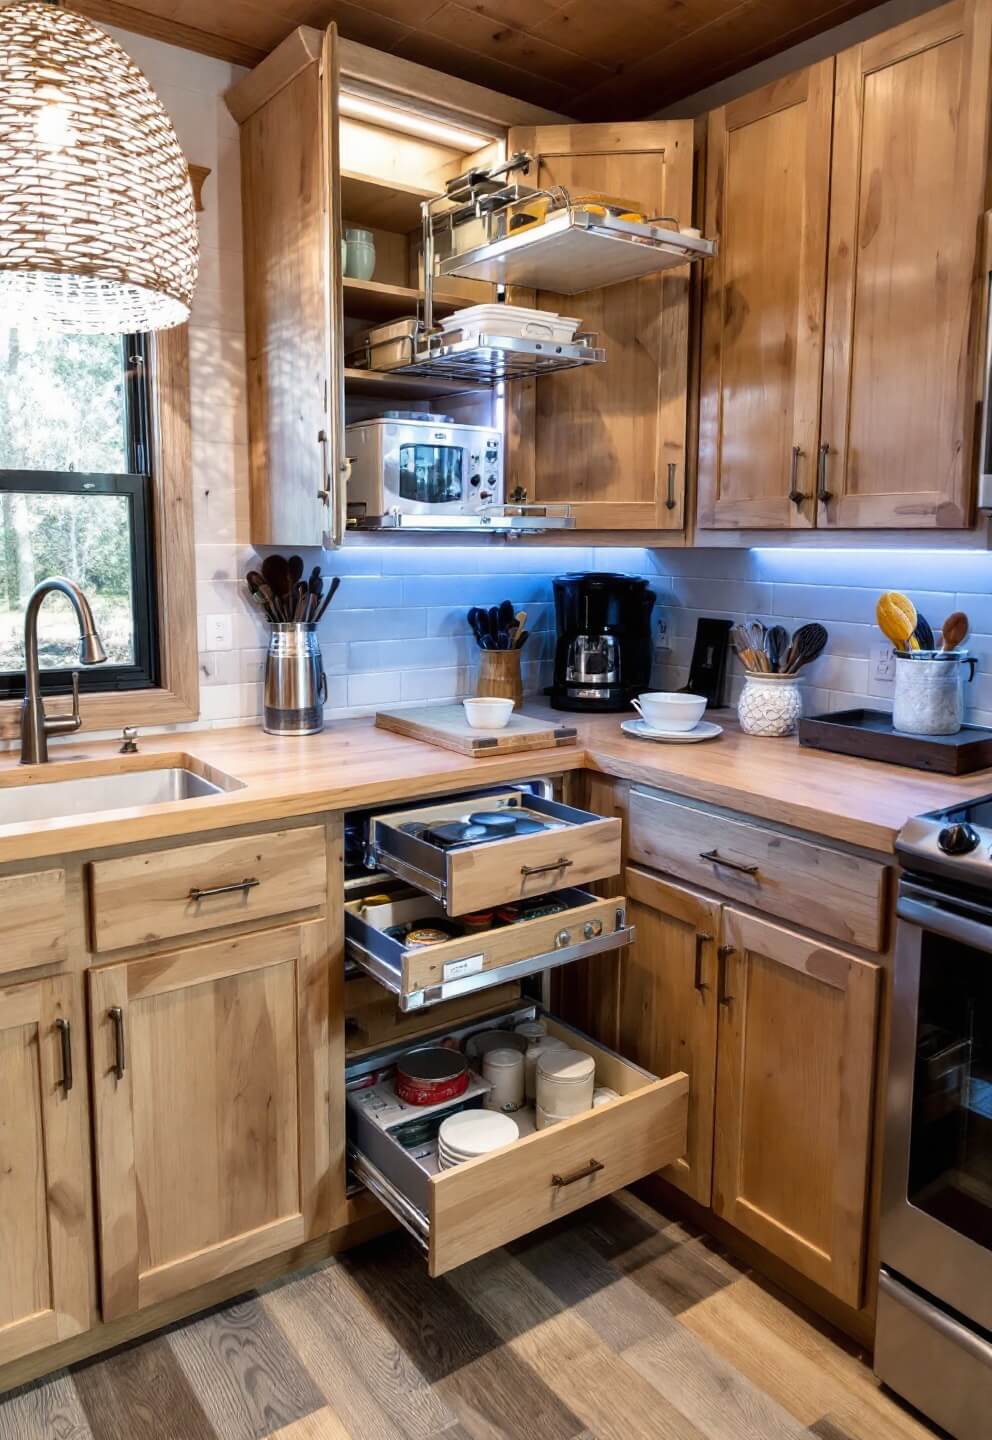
[{"left": 0, "top": 686, "right": 198, "bottom": 743}]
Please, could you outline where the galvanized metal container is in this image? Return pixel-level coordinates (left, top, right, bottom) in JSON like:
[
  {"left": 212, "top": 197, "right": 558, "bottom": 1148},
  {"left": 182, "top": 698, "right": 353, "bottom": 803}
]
[{"left": 263, "top": 622, "right": 326, "bottom": 736}]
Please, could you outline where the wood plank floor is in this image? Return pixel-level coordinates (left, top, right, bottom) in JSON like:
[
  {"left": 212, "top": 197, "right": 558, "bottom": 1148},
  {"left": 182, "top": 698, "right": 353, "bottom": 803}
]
[{"left": 0, "top": 1192, "right": 942, "bottom": 1440}]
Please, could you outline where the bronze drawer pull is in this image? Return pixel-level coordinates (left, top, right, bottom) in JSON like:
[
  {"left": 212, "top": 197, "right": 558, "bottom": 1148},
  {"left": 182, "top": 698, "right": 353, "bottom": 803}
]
[
  {"left": 694, "top": 932, "right": 713, "bottom": 992},
  {"left": 520, "top": 857, "right": 573, "bottom": 878},
  {"left": 665, "top": 462, "right": 678, "bottom": 510},
  {"left": 109, "top": 1006, "right": 126, "bottom": 1080},
  {"left": 55, "top": 1017, "right": 73, "bottom": 1094},
  {"left": 817, "top": 442, "right": 832, "bottom": 503},
  {"left": 699, "top": 849, "right": 759, "bottom": 876},
  {"left": 552, "top": 1158, "right": 605, "bottom": 1188},
  {"left": 717, "top": 945, "right": 735, "bottom": 1007},
  {"left": 188, "top": 876, "right": 260, "bottom": 902}
]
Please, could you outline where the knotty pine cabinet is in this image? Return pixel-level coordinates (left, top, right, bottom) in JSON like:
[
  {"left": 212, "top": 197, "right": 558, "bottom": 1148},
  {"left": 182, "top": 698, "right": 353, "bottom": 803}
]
[
  {"left": 0, "top": 972, "right": 94, "bottom": 1366},
  {"left": 616, "top": 866, "right": 880, "bottom": 1308},
  {"left": 698, "top": 0, "right": 992, "bottom": 532},
  {"left": 88, "top": 922, "right": 330, "bottom": 1321}
]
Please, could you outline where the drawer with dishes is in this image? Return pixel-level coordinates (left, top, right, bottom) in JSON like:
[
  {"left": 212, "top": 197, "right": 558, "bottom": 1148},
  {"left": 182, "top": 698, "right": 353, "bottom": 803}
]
[
  {"left": 346, "top": 880, "right": 633, "bottom": 1011},
  {"left": 365, "top": 787, "right": 622, "bottom": 915},
  {"left": 347, "top": 1002, "right": 689, "bottom": 1276}
]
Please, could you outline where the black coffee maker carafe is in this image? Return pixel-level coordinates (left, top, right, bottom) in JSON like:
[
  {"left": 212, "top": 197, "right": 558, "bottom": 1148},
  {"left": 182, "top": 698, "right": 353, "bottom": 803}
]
[{"left": 548, "top": 572, "right": 655, "bottom": 712}]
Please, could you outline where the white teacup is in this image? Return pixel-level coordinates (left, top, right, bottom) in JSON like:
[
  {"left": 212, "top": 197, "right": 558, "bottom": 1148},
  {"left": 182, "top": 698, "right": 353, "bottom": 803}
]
[
  {"left": 631, "top": 691, "right": 707, "bottom": 733},
  {"left": 463, "top": 697, "right": 514, "bottom": 730}
]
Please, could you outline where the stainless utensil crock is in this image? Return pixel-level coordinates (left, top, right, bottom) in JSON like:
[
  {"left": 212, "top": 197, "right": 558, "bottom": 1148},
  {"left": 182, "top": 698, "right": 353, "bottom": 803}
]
[{"left": 263, "top": 623, "right": 327, "bottom": 735}]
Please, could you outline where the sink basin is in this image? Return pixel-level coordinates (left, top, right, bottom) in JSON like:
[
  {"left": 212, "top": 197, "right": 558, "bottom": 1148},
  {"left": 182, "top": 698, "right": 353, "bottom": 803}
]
[{"left": 0, "top": 762, "right": 244, "bottom": 825}]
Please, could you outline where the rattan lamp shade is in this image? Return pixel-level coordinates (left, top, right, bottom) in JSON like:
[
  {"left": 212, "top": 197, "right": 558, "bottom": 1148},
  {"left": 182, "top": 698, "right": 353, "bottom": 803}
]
[{"left": 0, "top": 0, "right": 198, "bottom": 332}]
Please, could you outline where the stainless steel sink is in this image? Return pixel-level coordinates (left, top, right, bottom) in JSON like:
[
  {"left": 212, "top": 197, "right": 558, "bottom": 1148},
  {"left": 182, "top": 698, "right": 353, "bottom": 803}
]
[{"left": 0, "top": 765, "right": 243, "bottom": 825}]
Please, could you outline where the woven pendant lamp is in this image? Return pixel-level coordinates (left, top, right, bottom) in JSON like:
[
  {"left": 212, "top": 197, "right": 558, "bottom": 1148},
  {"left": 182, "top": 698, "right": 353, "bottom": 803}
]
[{"left": 0, "top": 0, "right": 198, "bottom": 332}]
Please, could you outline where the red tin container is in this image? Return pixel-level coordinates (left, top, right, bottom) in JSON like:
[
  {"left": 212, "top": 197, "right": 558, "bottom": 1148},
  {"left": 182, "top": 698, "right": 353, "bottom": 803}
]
[{"left": 394, "top": 1046, "right": 469, "bottom": 1106}]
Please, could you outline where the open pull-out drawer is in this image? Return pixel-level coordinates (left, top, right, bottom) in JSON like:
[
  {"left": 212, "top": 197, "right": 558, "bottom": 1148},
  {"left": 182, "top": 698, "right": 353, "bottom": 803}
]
[
  {"left": 347, "top": 1008, "right": 688, "bottom": 1276},
  {"left": 367, "top": 789, "right": 622, "bottom": 915},
  {"left": 346, "top": 885, "right": 633, "bottom": 1011}
]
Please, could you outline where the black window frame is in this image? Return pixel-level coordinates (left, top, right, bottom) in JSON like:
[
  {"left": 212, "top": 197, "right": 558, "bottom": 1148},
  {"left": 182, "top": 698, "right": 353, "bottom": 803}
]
[{"left": 0, "top": 333, "right": 159, "bottom": 700}]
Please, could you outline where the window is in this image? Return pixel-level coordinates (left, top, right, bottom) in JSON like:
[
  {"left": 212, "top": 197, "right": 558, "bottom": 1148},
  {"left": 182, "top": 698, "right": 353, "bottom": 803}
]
[{"left": 0, "top": 325, "right": 158, "bottom": 698}]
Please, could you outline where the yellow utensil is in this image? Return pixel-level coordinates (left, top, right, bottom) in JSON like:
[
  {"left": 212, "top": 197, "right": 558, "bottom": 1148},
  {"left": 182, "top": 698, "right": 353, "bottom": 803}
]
[{"left": 876, "top": 592, "right": 920, "bottom": 651}]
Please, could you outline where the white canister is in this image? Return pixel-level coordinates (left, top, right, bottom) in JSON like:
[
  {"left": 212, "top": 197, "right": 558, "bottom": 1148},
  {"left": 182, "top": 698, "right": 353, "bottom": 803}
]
[
  {"left": 892, "top": 651, "right": 976, "bottom": 735},
  {"left": 524, "top": 1035, "right": 570, "bottom": 1102},
  {"left": 482, "top": 1047, "right": 525, "bottom": 1113},
  {"left": 737, "top": 673, "right": 804, "bottom": 737},
  {"left": 514, "top": 1020, "right": 547, "bottom": 1042},
  {"left": 536, "top": 1047, "right": 595, "bottom": 1118},
  {"left": 345, "top": 227, "right": 376, "bottom": 280}
]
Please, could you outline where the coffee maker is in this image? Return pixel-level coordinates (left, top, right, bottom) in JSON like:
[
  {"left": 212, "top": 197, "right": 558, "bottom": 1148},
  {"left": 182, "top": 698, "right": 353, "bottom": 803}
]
[{"left": 549, "top": 573, "right": 656, "bottom": 712}]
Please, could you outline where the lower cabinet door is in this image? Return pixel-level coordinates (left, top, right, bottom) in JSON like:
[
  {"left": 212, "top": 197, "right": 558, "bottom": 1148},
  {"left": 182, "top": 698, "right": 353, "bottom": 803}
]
[
  {"left": 713, "top": 908, "right": 879, "bottom": 1307},
  {"left": 88, "top": 922, "right": 330, "bottom": 1321},
  {"left": 0, "top": 973, "right": 93, "bottom": 1365},
  {"left": 618, "top": 867, "right": 721, "bottom": 1205},
  {"left": 349, "top": 1008, "right": 688, "bottom": 1277}
]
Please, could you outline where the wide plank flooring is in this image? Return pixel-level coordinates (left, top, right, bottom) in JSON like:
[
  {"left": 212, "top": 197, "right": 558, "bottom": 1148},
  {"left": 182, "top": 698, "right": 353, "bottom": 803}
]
[{"left": 0, "top": 1192, "right": 941, "bottom": 1440}]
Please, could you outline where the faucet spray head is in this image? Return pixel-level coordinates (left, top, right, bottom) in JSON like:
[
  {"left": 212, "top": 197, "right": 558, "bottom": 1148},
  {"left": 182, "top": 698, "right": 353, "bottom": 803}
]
[{"left": 80, "top": 632, "right": 107, "bottom": 665}]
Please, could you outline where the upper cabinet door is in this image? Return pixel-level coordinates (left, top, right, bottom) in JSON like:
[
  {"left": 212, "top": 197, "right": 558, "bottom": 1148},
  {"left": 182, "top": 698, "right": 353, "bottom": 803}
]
[
  {"left": 240, "top": 25, "right": 343, "bottom": 546},
  {"left": 819, "top": 0, "right": 990, "bottom": 528},
  {"left": 507, "top": 122, "right": 694, "bottom": 532},
  {"left": 698, "top": 64, "right": 833, "bottom": 529}
]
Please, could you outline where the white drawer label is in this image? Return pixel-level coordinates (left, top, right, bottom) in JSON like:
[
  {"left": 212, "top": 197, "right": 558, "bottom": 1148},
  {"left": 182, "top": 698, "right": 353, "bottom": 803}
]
[{"left": 442, "top": 953, "right": 485, "bottom": 982}]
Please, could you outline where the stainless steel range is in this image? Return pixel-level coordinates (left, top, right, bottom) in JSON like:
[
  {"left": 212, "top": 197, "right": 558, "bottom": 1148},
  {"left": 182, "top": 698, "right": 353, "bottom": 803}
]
[{"left": 877, "top": 800, "right": 992, "bottom": 1439}]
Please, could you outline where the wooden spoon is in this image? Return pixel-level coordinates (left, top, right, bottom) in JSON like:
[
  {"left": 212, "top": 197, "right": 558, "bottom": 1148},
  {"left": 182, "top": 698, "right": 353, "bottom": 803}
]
[
  {"left": 941, "top": 611, "right": 969, "bottom": 651},
  {"left": 288, "top": 554, "right": 304, "bottom": 587},
  {"left": 783, "top": 623, "right": 828, "bottom": 673},
  {"left": 261, "top": 553, "right": 290, "bottom": 602}
]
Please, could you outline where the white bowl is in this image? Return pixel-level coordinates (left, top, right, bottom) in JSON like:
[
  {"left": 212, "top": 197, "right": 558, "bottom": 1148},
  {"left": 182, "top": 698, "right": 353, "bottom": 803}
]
[
  {"left": 463, "top": 697, "right": 515, "bottom": 730},
  {"left": 631, "top": 691, "right": 707, "bottom": 733}
]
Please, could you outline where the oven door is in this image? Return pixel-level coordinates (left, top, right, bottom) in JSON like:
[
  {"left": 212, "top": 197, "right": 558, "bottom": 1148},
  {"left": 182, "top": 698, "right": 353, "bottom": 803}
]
[{"left": 883, "top": 879, "right": 992, "bottom": 1330}]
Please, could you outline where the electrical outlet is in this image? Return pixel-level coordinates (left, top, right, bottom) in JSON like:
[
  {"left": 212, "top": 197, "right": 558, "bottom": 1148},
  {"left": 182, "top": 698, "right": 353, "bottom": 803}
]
[
  {"left": 205, "top": 614, "right": 233, "bottom": 652},
  {"left": 873, "top": 644, "right": 895, "bottom": 682}
]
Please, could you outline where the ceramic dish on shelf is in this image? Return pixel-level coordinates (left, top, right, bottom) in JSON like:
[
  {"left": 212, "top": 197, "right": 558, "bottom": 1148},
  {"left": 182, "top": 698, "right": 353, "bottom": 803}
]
[{"left": 620, "top": 717, "right": 723, "bottom": 744}]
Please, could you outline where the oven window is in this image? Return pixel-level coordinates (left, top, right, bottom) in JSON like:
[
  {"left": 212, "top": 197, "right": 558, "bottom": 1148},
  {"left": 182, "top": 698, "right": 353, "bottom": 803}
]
[
  {"left": 909, "top": 931, "right": 992, "bottom": 1250},
  {"left": 398, "top": 445, "right": 463, "bottom": 504}
]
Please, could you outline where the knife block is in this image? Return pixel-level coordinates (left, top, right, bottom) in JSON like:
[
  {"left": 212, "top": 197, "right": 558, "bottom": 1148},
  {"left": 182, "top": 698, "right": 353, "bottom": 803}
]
[{"left": 476, "top": 649, "right": 523, "bottom": 708}]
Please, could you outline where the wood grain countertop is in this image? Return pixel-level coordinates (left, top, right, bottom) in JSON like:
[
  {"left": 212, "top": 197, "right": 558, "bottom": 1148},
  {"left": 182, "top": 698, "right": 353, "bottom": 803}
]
[{"left": 0, "top": 707, "right": 986, "bottom": 864}]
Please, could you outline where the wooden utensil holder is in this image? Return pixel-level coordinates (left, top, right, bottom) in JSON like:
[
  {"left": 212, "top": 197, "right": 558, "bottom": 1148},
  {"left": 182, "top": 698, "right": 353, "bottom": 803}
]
[{"left": 476, "top": 649, "right": 523, "bottom": 708}]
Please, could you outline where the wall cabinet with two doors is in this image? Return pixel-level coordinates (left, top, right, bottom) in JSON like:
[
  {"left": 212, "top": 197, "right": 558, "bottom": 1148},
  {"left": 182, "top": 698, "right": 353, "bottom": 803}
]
[
  {"left": 699, "top": 0, "right": 992, "bottom": 532},
  {"left": 226, "top": 28, "right": 701, "bottom": 544}
]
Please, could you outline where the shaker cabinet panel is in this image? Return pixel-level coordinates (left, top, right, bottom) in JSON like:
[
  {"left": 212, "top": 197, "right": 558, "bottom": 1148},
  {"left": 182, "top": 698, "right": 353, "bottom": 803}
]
[
  {"left": 713, "top": 909, "right": 879, "bottom": 1306},
  {"left": 697, "top": 64, "right": 833, "bottom": 529},
  {"left": 819, "top": 0, "right": 990, "bottom": 528}
]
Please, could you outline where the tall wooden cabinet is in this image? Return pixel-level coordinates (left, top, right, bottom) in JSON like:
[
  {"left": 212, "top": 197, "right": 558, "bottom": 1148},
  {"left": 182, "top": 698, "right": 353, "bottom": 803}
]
[
  {"left": 699, "top": 0, "right": 992, "bottom": 531},
  {"left": 616, "top": 865, "right": 880, "bottom": 1308},
  {"left": 0, "top": 974, "right": 93, "bottom": 1366}
]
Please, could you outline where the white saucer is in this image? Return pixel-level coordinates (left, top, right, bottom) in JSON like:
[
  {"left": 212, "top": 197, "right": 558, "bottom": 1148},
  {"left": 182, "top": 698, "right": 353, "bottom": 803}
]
[{"left": 620, "top": 717, "right": 723, "bottom": 744}]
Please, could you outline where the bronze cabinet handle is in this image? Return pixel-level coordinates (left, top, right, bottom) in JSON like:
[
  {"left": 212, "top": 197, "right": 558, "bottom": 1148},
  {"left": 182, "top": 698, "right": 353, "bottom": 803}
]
[
  {"left": 188, "top": 877, "right": 260, "bottom": 902},
  {"left": 552, "top": 1159, "right": 605, "bottom": 1188},
  {"left": 717, "top": 945, "right": 735, "bottom": 1007},
  {"left": 694, "top": 931, "right": 713, "bottom": 991},
  {"left": 520, "top": 858, "right": 573, "bottom": 878},
  {"left": 817, "top": 442, "right": 832, "bottom": 503},
  {"left": 317, "top": 429, "right": 331, "bottom": 502},
  {"left": 787, "top": 445, "right": 805, "bottom": 506},
  {"left": 698, "top": 849, "right": 759, "bottom": 876},
  {"left": 109, "top": 1006, "right": 126, "bottom": 1080},
  {"left": 665, "top": 462, "right": 678, "bottom": 510},
  {"left": 55, "top": 1017, "right": 73, "bottom": 1094}
]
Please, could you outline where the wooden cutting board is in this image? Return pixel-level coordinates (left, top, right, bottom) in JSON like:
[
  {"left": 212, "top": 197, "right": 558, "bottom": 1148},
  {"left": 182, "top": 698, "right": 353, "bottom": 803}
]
[{"left": 375, "top": 704, "right": 578, "bottom": 757}]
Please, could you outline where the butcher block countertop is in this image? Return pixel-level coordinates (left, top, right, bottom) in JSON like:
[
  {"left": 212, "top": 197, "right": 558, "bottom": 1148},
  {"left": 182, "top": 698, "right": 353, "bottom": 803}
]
[{"left": 0, "top": 706, "right": 987, "bottom": 864}]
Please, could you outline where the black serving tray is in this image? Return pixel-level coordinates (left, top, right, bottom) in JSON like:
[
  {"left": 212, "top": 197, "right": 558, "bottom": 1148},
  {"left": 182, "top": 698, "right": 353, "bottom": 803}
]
[{"left": 798, "top": 708, "right": 992, "bottom": 775}]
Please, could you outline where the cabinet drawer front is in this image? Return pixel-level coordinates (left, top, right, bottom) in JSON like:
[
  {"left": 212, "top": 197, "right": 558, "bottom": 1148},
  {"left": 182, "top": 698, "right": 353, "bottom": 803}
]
[
  {"left": 370, "top": 791, "right": 622, "bottom": 916},
  {"left": 0, "top": 869, "right": 67, "bottom": 976},
  {"left": 346, "top": 886, "right": 632, "bottom": 1011},
  {"left": 89, "top": 827, "right": 327, "bottom": 951},
  {"left": 348, "top": 1012, "right": 688, "bottom": 1278},
  {"left": 628, "top": 789, "right": 886, "bottom": 950}
]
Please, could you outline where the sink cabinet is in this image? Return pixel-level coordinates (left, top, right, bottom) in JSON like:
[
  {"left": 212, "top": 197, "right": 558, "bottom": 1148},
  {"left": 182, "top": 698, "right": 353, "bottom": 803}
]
[{"left": 88, "top": 922, "right": 330, "bottom": 1320}]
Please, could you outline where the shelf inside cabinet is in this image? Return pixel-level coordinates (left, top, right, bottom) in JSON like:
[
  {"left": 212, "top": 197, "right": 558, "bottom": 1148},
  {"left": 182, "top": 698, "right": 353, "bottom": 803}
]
[
  {"left": 341, "top": 171, "right": 435, "bottom": 232},
  {"left": 342, "top": 277, "right": 476, "bottom": 323},
  {"left": 344, "top": 366, "right": 477, "bottom": 400}
]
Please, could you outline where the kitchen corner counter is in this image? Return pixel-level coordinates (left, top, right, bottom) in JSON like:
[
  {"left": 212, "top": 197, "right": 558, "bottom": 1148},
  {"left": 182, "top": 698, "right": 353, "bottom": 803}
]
[{"left": 0, "top": 707, "right": 986, "bottom": 864}]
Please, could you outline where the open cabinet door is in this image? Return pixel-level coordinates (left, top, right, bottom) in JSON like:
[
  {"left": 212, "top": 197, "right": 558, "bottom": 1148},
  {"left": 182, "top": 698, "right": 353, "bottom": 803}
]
[
  {"left": 506, "top": 123, "right": 694, "bottom": 532},
  {"left": 320, "top": 24, "right": 347, "bottom": 546}
]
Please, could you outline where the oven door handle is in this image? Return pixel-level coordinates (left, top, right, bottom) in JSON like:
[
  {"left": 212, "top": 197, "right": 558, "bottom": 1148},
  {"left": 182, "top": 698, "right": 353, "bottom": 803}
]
[{"left": 897, "top": 892, "right": 992, "bottom": 953}]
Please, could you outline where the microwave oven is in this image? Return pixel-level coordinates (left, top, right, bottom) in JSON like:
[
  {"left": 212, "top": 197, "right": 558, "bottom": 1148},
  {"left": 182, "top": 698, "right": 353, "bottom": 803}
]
[{"left": 346, "top": 416, "right": 504, "bottom": 528}]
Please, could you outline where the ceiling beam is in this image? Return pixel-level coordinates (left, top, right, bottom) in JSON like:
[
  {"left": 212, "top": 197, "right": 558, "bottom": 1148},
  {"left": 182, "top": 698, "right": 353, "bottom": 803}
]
[{"left": 66, "top": 1, "right": 265, "bottom": 70}]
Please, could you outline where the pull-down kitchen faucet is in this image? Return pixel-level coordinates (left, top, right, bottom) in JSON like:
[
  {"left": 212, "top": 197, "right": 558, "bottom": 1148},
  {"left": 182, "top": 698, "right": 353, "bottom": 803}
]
[{"left": 20, "top": 577, "right": 108, "bottom": 764}]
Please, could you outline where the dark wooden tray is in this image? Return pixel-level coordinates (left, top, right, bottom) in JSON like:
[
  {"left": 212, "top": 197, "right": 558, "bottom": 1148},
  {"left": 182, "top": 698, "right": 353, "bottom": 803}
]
[{"left": 798, "top": 708, "right": 992, "bottom": 775}]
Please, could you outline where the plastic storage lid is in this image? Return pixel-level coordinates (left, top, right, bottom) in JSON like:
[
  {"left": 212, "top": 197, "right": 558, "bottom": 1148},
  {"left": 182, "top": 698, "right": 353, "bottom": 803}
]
[{"left": 537, "top": 1046, "right": 596, "bottom": 1083}]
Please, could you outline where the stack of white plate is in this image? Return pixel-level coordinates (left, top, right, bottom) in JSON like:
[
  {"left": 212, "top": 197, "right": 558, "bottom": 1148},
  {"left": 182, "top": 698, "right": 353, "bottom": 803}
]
[{"left": 437, "top": 1109, "right": 519, "bottom": 1169}]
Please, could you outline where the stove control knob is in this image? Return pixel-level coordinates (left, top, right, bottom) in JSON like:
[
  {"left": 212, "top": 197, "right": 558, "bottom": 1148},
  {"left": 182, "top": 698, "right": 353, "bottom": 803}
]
[{"left": 937, "top": 822, "right": 981, "bottom": 855}]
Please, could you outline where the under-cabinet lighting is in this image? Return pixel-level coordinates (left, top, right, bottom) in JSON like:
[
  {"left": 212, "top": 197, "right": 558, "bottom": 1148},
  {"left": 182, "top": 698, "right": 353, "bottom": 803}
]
[{"left": 338, "top": 90, "right": 494, "bottom": 152}]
